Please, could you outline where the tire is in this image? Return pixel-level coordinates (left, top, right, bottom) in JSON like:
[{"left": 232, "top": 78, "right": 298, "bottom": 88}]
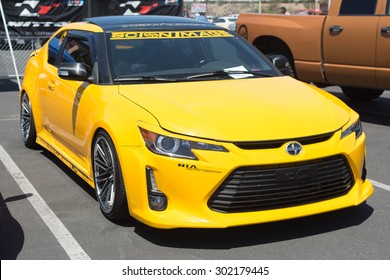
[
  {"left": 92, "top": 130, "right": 130, "bottom": 221},
  {"left": 20, "top": 92, "right": 37, "bottom": 148},
  {"left": 341, "top": 87, "right": 384, "bottom": 102}
]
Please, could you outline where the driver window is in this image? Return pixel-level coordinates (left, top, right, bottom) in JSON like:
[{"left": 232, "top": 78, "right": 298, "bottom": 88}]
[
  {"left": 387, "top": 0, "right": 390, "bottom": 14},
  {"left": 60, "top": 37, "right": 93, "bottom": 74}
]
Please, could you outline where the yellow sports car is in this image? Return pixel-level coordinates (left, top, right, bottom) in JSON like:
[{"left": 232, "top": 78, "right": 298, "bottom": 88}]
[{"left": 20, "top": 15, "right": 373, "bottom": 229}]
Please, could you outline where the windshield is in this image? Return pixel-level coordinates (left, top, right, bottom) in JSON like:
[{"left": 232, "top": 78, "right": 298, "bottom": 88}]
[{"left": 107, "top": 29, "right": 279, "bottom": 82}]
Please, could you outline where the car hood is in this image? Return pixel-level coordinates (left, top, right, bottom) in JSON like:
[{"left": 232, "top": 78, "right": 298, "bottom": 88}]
[{"left": 118, "top": 77, "right": 350, "bottom": 141}]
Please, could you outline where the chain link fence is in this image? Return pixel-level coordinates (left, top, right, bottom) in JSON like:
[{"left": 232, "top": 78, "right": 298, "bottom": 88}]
[
  {"left": 0, "top": 36, "right": 49, "bottom": 79},
  {"left": 184, "top": 0, "right": 320, "bottom": 17},
  {"left": 0, "top": 1, "right": 321, "bottom": 79}
]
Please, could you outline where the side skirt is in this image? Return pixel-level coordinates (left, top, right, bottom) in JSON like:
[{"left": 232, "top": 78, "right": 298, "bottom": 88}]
[{"left": 36, "top": 135, "right": 95, "bottom": 188}]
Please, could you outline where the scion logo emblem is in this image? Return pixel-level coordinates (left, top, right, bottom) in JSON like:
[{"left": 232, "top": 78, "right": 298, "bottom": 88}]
[{"left": 286, "top": 142, "right": 303, "bottom": 156}]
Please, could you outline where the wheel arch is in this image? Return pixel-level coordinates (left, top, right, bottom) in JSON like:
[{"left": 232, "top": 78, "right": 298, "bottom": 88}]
[
  {"left": 90, "top": 126, "right": 114, "bottom": 167},
  {"left": 90, "top": 127, "right": 131, "bottom": 220},
  {"left": 89, "top": 124, "right": 134, "bottom": 182},
  {"left": 253, "top": 35, "right": 293, "bottom": 58},
  {"left": 20, "top": 84, "right": 45, "bottom": 132},
  {"left": 253, "top": 36, "right": 296, "bottom": 75}
]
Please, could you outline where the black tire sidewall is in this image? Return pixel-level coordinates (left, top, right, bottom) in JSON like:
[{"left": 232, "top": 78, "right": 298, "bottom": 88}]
[
  {"left": 21, "top": 92, "right": 37, "bottom": 148},
  {"left": 93, "top": 130, "right": 129, "bottom": 221},
  {"left": 341, "top": 87, "right": 384, "bottom": 102}
]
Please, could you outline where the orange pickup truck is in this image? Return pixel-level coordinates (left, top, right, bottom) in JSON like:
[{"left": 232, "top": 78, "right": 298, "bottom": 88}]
[{"left": 236, "top": 0, "right": 390, "bottom": 101}]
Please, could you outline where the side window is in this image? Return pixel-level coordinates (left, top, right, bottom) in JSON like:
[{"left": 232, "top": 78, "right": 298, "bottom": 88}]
[
  {"left": 387, "top": 0, "right": 390, "bottom": 15},
  {"left": 60, "top": 37, "right": 93, "bottom": 74},
  {"left": 48, "top": 31, "right": 65, "bottom": 66},
  {"left": 339, "top": 0, "right": 377, "bottom": 15}
]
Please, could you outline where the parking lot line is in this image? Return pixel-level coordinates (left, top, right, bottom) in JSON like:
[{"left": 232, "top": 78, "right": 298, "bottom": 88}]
[
  {"left": 0, "top": 117, "right": 19, "bottom": 121},
  {"left": 370, "top": 179, "right": 390, "bottom": 192},
  {"left": 0, "top": 144, "right": 90, "bottom": 260}
]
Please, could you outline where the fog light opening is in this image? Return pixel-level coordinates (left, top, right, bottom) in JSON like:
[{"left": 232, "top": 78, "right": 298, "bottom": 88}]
[
  {"left": 146, "top": 167, "right": 167, "bottom": 211},
  {"left": 148, "top": 195, "right": 167, "bottom": 211}
]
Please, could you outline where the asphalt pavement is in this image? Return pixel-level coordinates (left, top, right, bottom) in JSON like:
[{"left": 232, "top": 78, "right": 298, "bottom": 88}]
[{"left": 0, "top": 80, "right": 389, "bottom": 260}]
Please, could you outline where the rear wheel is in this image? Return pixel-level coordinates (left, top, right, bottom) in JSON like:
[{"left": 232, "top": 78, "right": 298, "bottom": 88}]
[
  {"left": 92, "top": 130, "right": 129, "bottom": 221},
  {"left": 341, "top": 87, "right": 384, "bottom": 102},
  {"left": 20, "top": 92, "right": 37, "bottom": 148}
]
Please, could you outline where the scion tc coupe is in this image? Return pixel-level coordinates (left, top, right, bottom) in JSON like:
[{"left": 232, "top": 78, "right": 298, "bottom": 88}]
[{"left": 20, "top": 16, "right": 373, "bottom": 228}]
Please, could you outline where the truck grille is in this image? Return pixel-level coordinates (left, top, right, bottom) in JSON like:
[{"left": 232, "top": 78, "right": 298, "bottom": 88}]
[{"left": 208, "top": 155, "right": 354, "bottom": 213}]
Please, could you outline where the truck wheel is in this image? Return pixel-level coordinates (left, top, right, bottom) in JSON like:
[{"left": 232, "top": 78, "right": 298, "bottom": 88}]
[{"left": 341, "top": 87, "right": 384, "bottom": 102}]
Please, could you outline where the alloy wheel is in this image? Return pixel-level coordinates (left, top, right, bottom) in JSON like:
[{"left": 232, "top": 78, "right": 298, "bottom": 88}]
[
  {"left": 20, "top": 93, "right": 31, "bottom": 142},
  {"left": 93, "top": 135, "right": 116, "bottom": 214}
]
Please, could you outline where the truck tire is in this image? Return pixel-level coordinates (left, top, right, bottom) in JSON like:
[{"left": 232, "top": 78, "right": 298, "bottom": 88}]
[{"left": 341, "top": 87, "right": 384, "bottom": 102}]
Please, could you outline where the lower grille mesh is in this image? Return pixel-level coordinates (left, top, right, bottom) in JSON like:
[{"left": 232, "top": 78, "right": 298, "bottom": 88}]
[{"left": 208, "top": 155, "right": 354, "bottom": 213}]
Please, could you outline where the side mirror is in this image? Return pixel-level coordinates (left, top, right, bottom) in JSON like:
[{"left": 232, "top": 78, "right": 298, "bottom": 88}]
[
  {"left": 266, "top": 54, "right": 293, "bottom": 76},
  {"left": 58, "top": 62, "right": 90, "bottom": 81}
]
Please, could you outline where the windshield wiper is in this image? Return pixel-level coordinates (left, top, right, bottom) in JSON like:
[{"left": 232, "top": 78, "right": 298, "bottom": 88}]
[
  {"left": 185, "top": 70, "right": 275, "bottom": 80},
  {"left": 114, "top": 76, "right": 179, "bottom": 83}
]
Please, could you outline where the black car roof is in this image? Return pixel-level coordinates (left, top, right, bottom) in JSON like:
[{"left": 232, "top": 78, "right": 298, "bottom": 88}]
[{"left": 85, "top": 15, "right": 220, "bottom": 31}]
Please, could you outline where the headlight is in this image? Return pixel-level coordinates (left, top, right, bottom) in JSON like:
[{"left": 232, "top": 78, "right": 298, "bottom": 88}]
[
  {"left": 139, "top": 128, "right": 228, "bottom": 160},
  {"left": 341, "top": 119, "right": 363, "bottom": 139}
]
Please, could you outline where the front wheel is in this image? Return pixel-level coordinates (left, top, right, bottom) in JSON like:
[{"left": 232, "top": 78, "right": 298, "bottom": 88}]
[
  {"left": 341, "top": 87, "right": 384, "bottom": 102},
  {"left": 92, "top": 130, "right": 129, "bottom": 221},
  {"left": 20, "top": 92, "right": 37, "bottom": 148}
]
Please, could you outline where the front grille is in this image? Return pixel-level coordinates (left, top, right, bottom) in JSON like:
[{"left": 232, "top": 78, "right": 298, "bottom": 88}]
[
  {"left": 233, "top": 132, "right": 334, "bottom": 150},
  {"left": 208, "top": 155, "right": 354, "bottom": 213}
]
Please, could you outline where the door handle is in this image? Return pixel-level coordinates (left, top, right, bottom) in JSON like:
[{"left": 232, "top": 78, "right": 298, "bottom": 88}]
[
  {"left": 381, "top": 26, "right": 390, "bottom": 34},
  {"left": 329, "top": 25, "right": 344, "bottom": 33},
  {"left": 48, "top": 81, "right": 56, "bottom": 91}
]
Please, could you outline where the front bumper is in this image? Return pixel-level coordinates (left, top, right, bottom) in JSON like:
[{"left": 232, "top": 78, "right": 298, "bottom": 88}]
[{"left": 117, "top": 130, "right": 373, "bottom": 229}]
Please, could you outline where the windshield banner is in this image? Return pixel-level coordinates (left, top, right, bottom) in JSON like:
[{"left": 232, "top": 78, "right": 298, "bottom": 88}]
[{"left": 110, "top": 30, "right": 233, "bottom": 40}]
